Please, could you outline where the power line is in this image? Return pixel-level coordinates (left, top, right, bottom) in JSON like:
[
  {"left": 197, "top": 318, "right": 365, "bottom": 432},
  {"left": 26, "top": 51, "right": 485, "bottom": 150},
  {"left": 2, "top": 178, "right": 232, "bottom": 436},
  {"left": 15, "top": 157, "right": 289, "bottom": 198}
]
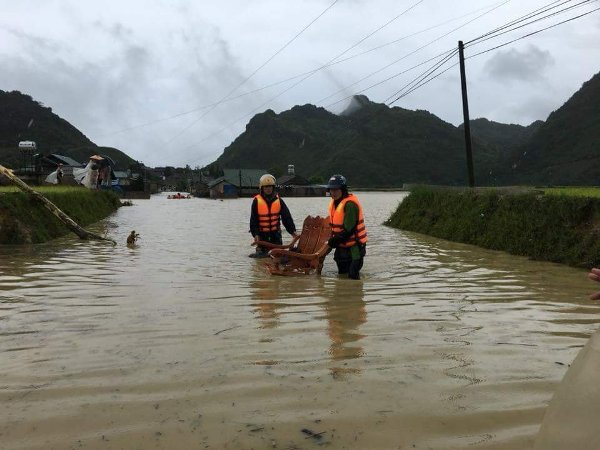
[
  {"left": 467, "top": 6, "right": 600, "bottom": 59},
  {"left": 385, "top": 50, "right": 459, "bottom": 104},
  {"left": 324, "top": 0, "right": 508, "bottom": 67},
  {"left": 465, "top": 0, "right": 569, "bottom": 44},
  {"left": 183, "top": 0, "right": 427, "bottom": 163},
  {"left": 377, "top": 0, "right": 594, "bottom": 107},
  {"left": 316, "top": 0, "right": 510, "bottom": 105},
  {"left": 466, "top": 0, "right": 597, "bottom": 48},
  {"left": 97, "top": 0, "right": 505, "bottom": 139},
  {"left": 323, "top": 48, "right": 455, "bottom": 109},
  {"left": 388, "top": 4, "right": 600, "bottom": 103},
  {"left": 180, "top": 50, "right": 458, "bottom": 164},
  {"left": 161, "top": 0, "right": 341, "bottom": 146},
  {"left": 389, "top": 62, "right": 458, "bottom": 105},
  {"left": 228, "top": 0, "right": 427, "bottom": 121},
  {"left": 187, "top": 1, "right": 600, "bottom": 166}
]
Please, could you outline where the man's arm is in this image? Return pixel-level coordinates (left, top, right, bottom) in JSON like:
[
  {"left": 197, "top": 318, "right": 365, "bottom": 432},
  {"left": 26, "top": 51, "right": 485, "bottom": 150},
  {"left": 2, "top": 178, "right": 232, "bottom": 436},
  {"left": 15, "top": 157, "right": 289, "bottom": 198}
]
[{"left": 249, "top": 198, "right": 260, "bottom": 237}]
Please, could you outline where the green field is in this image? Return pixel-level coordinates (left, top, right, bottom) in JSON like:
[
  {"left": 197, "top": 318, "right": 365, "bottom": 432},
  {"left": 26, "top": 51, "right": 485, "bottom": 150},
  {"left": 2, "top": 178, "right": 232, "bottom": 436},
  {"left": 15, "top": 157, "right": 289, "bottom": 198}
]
[
  {"left": 543, "top": 187, "right": 600, "bottom": 198},
  {"left": 0, "top": 185, "right": 88, "bottom": 194}
]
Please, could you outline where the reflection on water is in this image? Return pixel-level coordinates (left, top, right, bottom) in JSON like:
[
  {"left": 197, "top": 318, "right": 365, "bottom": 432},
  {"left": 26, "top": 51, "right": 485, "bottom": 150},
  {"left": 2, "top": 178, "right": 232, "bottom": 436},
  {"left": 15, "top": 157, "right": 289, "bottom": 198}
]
[
  {"left": 251, "top": 277, "right": 367, "bottom": 378},
  {"left": 1, "top": 192, "right": 600, "bottom": 449},
  {"left": 322, "top": 280, "right": 366, "bottom": 378}
]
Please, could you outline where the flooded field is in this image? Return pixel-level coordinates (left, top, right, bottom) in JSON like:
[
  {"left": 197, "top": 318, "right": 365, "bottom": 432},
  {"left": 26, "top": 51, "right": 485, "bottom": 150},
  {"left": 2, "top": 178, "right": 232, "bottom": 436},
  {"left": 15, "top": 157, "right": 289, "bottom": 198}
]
[{"left": 1, "top": 192, "right": 599, "bottom": 449}]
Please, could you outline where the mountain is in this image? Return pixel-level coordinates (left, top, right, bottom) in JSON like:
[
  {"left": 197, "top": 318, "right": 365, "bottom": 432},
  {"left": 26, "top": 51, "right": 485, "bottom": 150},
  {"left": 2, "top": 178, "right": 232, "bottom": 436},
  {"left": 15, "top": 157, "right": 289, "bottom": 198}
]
[
  {"left": 507, "top": 71, "right": 600, "bottom": 185},
  {"left": 211, "top": 95, "right": 500, "bottom": 188},
  {"left": 466, "top": 118, "right": 544, "bottom": 152},
  {"left": 0, "top": 90, "right": 136, "bottom": 169}
]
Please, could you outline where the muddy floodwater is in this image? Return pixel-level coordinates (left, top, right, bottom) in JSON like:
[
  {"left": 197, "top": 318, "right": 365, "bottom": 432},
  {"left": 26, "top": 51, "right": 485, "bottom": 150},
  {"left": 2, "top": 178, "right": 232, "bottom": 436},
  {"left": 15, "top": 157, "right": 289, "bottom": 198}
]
[{"left": 1, "top": 192, "right": 600, "bottom": 450}]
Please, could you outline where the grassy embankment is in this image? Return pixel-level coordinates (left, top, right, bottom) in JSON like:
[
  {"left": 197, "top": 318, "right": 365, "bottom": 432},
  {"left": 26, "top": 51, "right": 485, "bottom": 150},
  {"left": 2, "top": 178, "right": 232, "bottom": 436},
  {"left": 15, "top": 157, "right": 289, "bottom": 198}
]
[
  {"left": 0, "top": 186, "right": 121, "bottom": 244},
  {"left": 386, "top": 187, "right": 600, "bottom": 268},
  {"left": 543, "top": 187, "right": 600, "bottom": 198}
]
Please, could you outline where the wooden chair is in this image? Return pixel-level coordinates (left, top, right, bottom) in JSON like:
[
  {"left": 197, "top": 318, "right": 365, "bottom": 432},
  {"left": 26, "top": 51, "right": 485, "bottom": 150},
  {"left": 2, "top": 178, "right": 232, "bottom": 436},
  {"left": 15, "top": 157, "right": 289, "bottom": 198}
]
[{"left": 254, "top": 216, "right": 332, "bottom": 276}]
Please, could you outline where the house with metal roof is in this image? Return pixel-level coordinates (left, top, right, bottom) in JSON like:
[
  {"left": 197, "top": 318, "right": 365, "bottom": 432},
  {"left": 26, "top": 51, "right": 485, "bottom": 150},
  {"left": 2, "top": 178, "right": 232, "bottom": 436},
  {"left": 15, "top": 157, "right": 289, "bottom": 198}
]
[{"left": 208, "top": 169, "right": 266, "bottom": 198}]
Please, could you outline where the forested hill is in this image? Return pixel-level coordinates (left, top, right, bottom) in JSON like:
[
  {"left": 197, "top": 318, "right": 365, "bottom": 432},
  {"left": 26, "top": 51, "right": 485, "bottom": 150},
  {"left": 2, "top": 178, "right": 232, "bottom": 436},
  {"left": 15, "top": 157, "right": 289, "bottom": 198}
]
[
  {"left": 506, "top": 71, "right": 600, "bottom": 185},
  {"left": 0, "top": 90, "right": 136, "bottom": 169},
  {"left": 211, "top": 69, "right": 600, "bottom": 187},
  {"left": 212, "top": 95, "right": 499, "bottom": 188},
  {"left": 466, "top": 118, "right": 544, "bottom": 152}
]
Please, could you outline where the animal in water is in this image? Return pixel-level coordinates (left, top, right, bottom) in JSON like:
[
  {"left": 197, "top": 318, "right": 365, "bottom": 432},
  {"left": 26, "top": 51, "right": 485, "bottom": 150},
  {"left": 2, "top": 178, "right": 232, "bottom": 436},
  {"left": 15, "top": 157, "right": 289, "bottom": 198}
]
[{"left": 127, "top": 230, "right": 140, "bottom": 245}]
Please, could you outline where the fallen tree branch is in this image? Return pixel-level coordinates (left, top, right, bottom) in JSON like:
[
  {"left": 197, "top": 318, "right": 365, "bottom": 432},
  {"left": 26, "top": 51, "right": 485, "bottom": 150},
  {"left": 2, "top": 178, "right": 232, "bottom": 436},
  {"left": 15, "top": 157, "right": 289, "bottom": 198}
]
[{"left": 0, "top": 164, "right": 116, "bottom": 245}]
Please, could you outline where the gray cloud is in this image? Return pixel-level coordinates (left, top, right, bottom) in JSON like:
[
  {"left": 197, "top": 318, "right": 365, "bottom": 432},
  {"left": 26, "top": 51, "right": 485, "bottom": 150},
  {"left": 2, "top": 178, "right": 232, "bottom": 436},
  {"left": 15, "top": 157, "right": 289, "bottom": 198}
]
[
  {"left": 483, "top": 45, "right": 555, "bottom": 83},
  {"left": 0, "top": 12, "right": 261, "bottom": 166},
  {"left": 0, "top": 1, "right": 598, "bottom": 166}
]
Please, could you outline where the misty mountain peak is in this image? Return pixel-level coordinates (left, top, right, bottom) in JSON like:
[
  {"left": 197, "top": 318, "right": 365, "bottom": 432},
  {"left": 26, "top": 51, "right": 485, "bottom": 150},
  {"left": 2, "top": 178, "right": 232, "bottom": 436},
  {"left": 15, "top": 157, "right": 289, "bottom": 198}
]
[{"left": 340, "top": 95, "right": 373, "bottom": 116}]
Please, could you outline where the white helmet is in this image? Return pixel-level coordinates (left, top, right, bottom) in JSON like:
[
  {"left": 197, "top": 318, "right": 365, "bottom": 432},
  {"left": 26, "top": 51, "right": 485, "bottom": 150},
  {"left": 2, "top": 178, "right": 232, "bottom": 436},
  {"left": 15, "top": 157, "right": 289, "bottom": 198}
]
[{"left": 259, "top": 174, "right": 276, "bottom": 188}]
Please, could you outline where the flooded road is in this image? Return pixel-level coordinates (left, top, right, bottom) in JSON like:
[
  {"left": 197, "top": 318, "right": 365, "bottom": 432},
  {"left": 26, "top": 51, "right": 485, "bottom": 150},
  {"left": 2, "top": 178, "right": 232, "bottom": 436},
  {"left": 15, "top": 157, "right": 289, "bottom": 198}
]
[{"left": 1, "top": 192, "right": 599, "bottom": 449}]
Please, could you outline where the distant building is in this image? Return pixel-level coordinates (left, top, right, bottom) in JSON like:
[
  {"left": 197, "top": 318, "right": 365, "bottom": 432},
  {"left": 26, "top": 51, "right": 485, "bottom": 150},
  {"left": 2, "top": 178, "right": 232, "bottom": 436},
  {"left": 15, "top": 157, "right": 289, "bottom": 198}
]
[
  {"left": 223, "top": 169, "right": 265, "bottom": 194},
  {"left": 38, "top": 154, "right": 83, "bottom": 175},
  {"left": 277, "top": 171, "right": 326, "bottom": 197},
  {"left": 207, "top": 169, "right": 266, "bottom": 198},
  {"left": 208, "top": 177, "right": 238, "bottom": 198},
  {"left": 277, "top": 174, "right": 310, "bottom": 186},
  {"left": 113, "top": 170, "right": 141, "bottom": 186}
]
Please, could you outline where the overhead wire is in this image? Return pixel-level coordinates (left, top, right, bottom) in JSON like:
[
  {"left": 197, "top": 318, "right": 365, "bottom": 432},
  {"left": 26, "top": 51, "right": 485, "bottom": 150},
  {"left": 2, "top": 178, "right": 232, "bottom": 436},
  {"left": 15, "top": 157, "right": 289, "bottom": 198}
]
[
  {"left": 323, "top": 48, "right": 456, "bottom": 109},
  {"left": 466, "top": 5, "right": 600, "bottom": 58},
  {"left": 320, "top": 0, "right": 508, "bottom": 67},
  {"left": 97, "top": 0, "right": 507, "bottom": 139},
  {"left": 381, "top": 0, "right": 595, "bottom": 107},
  {"left": 160, "top": 0, "right": 341, "bottom": 146},
  {"left": 387, "top": 3, "right": 600, "bottom": 104},
  {"left": 316, "top": 0, "right": 510, "bottom": 106},
  {"left": 183, "top": 0, "right": 427, "bottom": 162},
  {"left": 223, "top": 0, "right": 427, "bottom": 122},
  {"left": 388, "top": 63, "right": 459, "bottom": 105},
  {"left": 321, "top": 0, "right": 594, "bottom": 107},
  {"left": 466, "top": 0, "right": 597, "bottom": 48},
  {"left": 465, "top": 0, "right": 569, "bottom": 44},
  {"left": 385, "top": 49, "right": 459, "bottom": 104},
  {"left": 189, "top": 0, "right": 600, "bottom": 165}
]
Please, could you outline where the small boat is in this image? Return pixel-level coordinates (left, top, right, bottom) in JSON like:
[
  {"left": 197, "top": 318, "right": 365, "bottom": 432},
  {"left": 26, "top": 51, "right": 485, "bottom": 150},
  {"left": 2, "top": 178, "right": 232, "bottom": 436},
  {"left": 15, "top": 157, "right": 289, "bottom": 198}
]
[{"left": 167, "top": 193, "right": 191, "bottom": 199}]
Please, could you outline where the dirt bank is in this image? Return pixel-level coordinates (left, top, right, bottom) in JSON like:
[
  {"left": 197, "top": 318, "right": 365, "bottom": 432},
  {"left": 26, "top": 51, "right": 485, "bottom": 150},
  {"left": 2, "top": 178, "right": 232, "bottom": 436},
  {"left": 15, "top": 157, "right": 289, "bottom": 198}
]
[
  {"left": 386, "top": 187, "right": 600, "bottom": 267},
  {"left": 0, "top": 186, "right": 120, "bottom": 244}
]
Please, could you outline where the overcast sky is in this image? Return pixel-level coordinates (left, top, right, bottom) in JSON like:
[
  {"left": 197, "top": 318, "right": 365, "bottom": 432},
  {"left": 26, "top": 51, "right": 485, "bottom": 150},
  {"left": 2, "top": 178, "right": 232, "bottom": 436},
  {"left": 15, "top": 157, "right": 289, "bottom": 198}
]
[{"left": 1, "top": 0, "right": 599, "bottom": 167}]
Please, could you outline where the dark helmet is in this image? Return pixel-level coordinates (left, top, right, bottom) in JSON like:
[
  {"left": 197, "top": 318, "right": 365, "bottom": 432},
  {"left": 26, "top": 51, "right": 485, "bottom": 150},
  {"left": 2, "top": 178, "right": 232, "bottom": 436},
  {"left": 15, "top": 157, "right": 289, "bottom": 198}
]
[{"left": 327, "top": 174, "right": 347, "bottom": 190}]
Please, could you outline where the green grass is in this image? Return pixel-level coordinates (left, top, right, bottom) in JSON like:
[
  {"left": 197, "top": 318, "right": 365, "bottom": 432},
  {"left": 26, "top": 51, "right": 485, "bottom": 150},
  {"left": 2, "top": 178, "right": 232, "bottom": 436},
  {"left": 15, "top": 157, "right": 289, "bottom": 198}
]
[
  {"left": 0, "top": 187, "right": 121, "bottom": 244},
  {"left": 386, "top": 187, "right": 600, "bottom": 268},
  {"left": 543, "top": 187, "right": 600, "bottom": 198},
  {"left": 0, "top": 185, "right": 89, "bottom": 194}
]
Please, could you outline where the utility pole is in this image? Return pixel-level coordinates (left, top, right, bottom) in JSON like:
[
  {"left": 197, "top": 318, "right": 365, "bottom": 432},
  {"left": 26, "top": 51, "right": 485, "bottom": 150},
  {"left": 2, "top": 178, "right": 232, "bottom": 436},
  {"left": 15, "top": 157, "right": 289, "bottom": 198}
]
[{"left": 458, "top": 40, "right": 475, "bottom": 188}]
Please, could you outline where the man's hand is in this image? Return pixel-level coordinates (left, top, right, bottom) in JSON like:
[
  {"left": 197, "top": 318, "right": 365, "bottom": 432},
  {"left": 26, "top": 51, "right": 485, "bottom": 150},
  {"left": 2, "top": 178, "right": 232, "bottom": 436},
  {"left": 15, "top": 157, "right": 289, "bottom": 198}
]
[{"left": 328, "top": 235, "right": 343, "bottom": 248}]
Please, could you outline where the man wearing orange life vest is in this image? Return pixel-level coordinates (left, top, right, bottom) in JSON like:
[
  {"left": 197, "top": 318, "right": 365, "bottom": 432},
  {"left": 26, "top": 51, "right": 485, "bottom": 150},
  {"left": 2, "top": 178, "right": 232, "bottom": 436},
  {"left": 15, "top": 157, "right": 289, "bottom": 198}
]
[
  {"left": 326, "top": 174, "right": 367, "bottom": 279},
  {"left": 249, "top": 174, "right": 298, "bottom": 258}
]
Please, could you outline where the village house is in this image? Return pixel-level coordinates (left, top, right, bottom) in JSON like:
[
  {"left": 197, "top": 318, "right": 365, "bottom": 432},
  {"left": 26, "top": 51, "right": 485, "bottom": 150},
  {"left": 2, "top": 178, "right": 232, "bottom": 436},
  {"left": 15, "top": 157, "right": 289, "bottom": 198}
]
[
  {"left": 276, "top": 165, "right": 327, "bottom": 197},
  {"left": 208, "top": 169, "right": 266, "bottom": 198}
]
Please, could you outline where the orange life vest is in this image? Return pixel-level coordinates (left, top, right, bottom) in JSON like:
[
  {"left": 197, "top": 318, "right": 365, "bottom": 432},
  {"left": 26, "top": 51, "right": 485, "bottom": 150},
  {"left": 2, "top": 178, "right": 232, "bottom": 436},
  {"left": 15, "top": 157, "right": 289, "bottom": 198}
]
[
  {"left": 328, "top": 194, "right": 368, "bottom": 248},
  {"left": 255, "top": 194, "right": 281, "bottom": 232}
]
